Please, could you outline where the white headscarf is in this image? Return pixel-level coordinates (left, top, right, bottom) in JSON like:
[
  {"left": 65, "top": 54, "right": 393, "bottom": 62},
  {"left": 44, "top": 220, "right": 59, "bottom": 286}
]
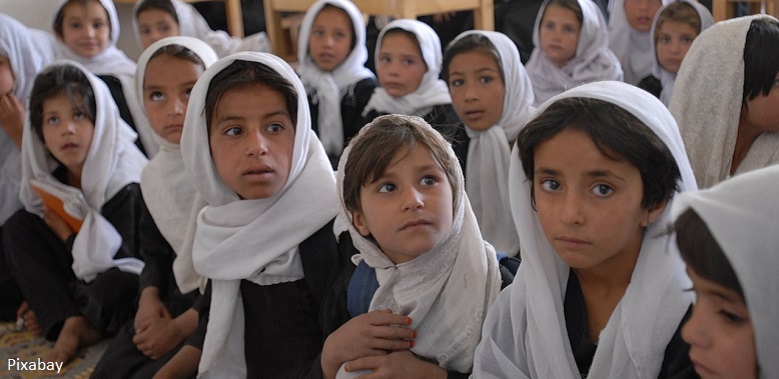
[
  {"left": 131, "top": 0, "right": 270, "bottom": 58},
  {"left": 334, "top": 114, "right": 501, "bottom": 372},
  {"left": 671, "top": 164, "right": 779, "bottom": 379},
  {"left": 527, "top": 0, "right": 623, "bottom": 106},
  {"left": 362, "top": 19, "right": 452, "bottom": 117},
  {"left": 450, "top": 30, "right": 534, "bottom": 256},
  {"left": 473, "top": 81, "right": 697, "bottom": 378},
  {"left": 669, "top": 15, "right": 779, "bottom": 190},
  {"left": 0, "top": 13, "right": 57, "bottom": 225},
  {"left": 649, "top": 0, "right": 713, "bottom": 106},
  {"left": 608, "top": 0, "right": 672, "bottom": 85},
  {"left": 52, "top": 0, "right": 159, "bottom": 157},
  {"left": 19, "top": 60, "right": 147, "bottom": 282},
  {"left": 136, "top": 36, "right": 217, "bottom": 293},
  {"left": 179, "top": 52, "right": 339, "bottom": 378},
  {"left": 296, "top": 0, "right": 375, "bottom": 156}
]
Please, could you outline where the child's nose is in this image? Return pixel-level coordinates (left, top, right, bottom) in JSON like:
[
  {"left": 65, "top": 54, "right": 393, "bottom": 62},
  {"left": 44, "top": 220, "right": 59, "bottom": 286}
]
[
  {"left": 559, "top": 191, "right": 585, "bottom": 225},
  {"left": 681, "top": 303, "right": 713, "bottom": 350},
  {"left": 401, "top": 187, "right": 424, "bottom": 210},
  {"left": 246, "top": 130, "right": 269, "bottom": 157}
]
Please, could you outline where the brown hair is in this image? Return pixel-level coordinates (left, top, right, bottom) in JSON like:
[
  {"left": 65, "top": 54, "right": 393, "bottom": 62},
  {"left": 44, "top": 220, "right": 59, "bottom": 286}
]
[
  {"left": 53, "top": 0, "right": 112, "bottom": 40},
  {"left": 543, "top": 0, "right": 583, "bottom": 26},
  {"left": 149, "top": 44, "right": 205, "bottom": 68},
  {"left": 442, "top": 33, "right": 503, "bottom": 84},
  {"left": 342, "top": 114, "right": 460, "bottom": 213},
  {"left": 653, "top": 2, "right": 701, "bottom": 45}
]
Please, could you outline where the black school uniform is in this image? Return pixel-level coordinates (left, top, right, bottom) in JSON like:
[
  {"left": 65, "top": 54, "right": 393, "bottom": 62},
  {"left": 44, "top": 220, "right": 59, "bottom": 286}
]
[
  {"left": 362, "top": 103, "right": 461, "bottom": 143},
  {"left": 2, "top": 165, "right": 142, "bottom": 340},
  {"left": 564, "top": 270, "right": 697, "bottom": 378}
]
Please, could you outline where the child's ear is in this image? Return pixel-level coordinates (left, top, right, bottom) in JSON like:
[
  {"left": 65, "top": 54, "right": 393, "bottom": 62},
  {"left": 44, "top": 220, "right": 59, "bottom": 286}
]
[
  {"left": 351, "top": 209, "right": 372, "bottom": 237},
  {"left": 641, "top": 199, "right": 668, "bottom": 227}
]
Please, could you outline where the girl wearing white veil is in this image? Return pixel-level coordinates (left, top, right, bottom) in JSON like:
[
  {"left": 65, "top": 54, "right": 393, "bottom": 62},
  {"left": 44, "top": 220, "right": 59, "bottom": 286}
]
[{"left": 608, "top": 0, "right": 670, "bottom": 85}]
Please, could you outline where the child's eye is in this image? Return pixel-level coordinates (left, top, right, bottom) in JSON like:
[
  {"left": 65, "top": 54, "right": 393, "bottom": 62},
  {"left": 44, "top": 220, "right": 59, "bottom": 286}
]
[
  {"left": 658, "top": 35, "right": 671, "bottom": 44},
  {"left": 718, "top": 310, "right": 747, "bottom": 324},
  {"left": 335, "top": 31, "right": 346, "bottom": 39},
  {"left": 378, "top": 183, "right": 396, "bottom": 193},
  {"left": 160, "top": 25, "right": 170, "bottom": 33},
  {"left": 150, "top": 91, "right": 164, "bottom": 101},
  {"left": 93, "top": 22, "right": 104, "bottom": 29},
  {"left": 479, "top": 76, "right": 494, "bottom": 84},
  {"left": 184, "top": 87, "right": 193, "bottom": 98},
  {"left": 73, "top": 111, "right": 86, "bottom": 121},
  {"left": 539, "top": 179, "right": 560, "bottom": 192},
  {"left": 46, "top": 116, "right": 60, "bottom": 125},
  {"left": 140, "top": 27, "right": 150, "bottom": 35},
  {"left": 449, "top": 78, "right": 463, "bottom": 87},
  {"left": 403, "top": 58, "right": 415, "bottom": 66},
  {"left": 69, "top": 22, "right": 81, "bottom": 29},
  {"left": 420, "top": 176, "right": 438, "bottom": 186},
  {"left": 223, "top": 126, "right": 243, "bottom": 136},
  {"left": 591, "top": 184, "right": 613, "bottom": 197},
  {"left": 543, "top": 22, "right": 555, "bottom": 30},
  {"left": 379, "top": 56, "right": 391, "bottom": 64},
  {"left": 266, "top": 123, "right": 284, "bottom": 133}
]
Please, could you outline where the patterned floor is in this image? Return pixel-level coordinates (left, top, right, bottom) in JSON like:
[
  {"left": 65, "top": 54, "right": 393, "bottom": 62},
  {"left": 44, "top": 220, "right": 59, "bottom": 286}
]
[{"left": 0, "top": 323, "right": 108, "bottom": 379}]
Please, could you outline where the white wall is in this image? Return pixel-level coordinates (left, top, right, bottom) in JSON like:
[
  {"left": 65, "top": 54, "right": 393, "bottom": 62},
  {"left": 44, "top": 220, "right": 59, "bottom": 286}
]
[{"left": 1, "top": 0, "right": 143, "bottom": 60}]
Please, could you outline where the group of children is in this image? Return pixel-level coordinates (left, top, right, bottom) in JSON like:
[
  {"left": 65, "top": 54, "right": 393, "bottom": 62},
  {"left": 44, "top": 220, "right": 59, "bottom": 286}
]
[{"left": 0, "top": 0, "right": 778, "bottom": 378}]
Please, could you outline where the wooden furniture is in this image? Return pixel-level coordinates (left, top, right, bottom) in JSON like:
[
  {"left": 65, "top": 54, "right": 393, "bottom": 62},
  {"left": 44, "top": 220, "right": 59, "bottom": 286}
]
[
  {"left": 712, "top": 0, "right": 779, "bottom": 22},
  {"left": 263, "top": 0, "right": 495, "bottom": 61},
  {"left": 113, "top": 0, "right": 244, "bottom": 37}
]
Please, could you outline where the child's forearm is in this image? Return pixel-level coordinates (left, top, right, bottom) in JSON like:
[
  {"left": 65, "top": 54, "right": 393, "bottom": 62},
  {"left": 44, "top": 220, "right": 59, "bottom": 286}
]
[{"left": 152, "top": 345, "right": 201, "bottom": 379}]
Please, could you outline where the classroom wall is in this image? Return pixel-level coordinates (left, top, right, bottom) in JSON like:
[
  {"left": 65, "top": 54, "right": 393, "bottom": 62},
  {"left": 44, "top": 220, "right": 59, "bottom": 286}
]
[{"left": 0, "top": 0, "right": 143, "bottom": 60}]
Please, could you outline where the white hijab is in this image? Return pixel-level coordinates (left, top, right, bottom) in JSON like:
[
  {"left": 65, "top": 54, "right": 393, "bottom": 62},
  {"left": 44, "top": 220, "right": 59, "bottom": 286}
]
[
  {"left": 131, "top": 0, "right": 270, "bottom": 58},
  {"left": 179, "top": 52, "right": 339, "bottom": 378},
  {"left": 671, "top": 165, "right": 779, "bottom": 378},
  {"left": 334, "top": 115, "right": 501, "bottom": 372},
  {"left": 297, "top": 0, "right": 375, "bottom": 156},
  {"left": 53, "top": 0, "right": 159, "bottom": 157},
  {"left": 669, "top": 15, "right": 779, "bottom": 189},
  {"left": 136, "top": 36, "right": 217, "bottom": 293},
  {"left": 473, "top": 81, "right": 697, "bottom": 378},
  {"left": 527, "top": 0, "right": 622, "bottom": 106},
  {"left": 608, "top": 0, "right": 671, "bottom": 85},
  {"left": 451, "top": 30, "right": 535, "bottom": 256},
  {"left": 649, "top": 0, "right": 713, "bottom": 106},
  {"left": 19, "top": 60, "right": 147, "bottom": 282},
  {"left": 0, "top": 13, "right": 56, "bottom": 225},
  {"left": 362, "top": 19, "right": 452, "bottom": 117}
]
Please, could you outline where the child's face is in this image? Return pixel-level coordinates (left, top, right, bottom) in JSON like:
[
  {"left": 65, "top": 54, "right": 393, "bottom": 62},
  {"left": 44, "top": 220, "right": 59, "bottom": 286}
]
[
  {"left": 137, "top": 9, "right": 180, "bottom": 50},
  {"left": 539, "top": 4, "right": 581, "bottom": 68},
  {"left": 352, "top": 144, "right": 454, "bottom": 264},
  {"left": 0, "top": 55, "right": 14, "bottom": 95},
  {"left": 209, "top": 83, "right": 295, "bottom": 200},
  {"left": 532, "top": 128, "right": 664, "bottom": 272},
  {"left": 742, "top": 73, "right": 779, "bottom": 134},
  {"left": 682, "top": 268, "right": 757, "bottom": 379},
  {"left": 41, "top": 91, "right": 95, "bottom": 175},
  {"left": 624, "top": 0, "right": 663, "bottom": 32},
  {"left": 59, "top": 1, "right": 111, "bottom": 58},
  {"left": 376, "top": 33, "right": 427, "bottom": 97},
  {"left": 656, "top": 20, "right": 697, "bottom": 74},
  {"left": 308, "top": 6, "right": 353, "bottom": 72},
  {"left": 447, "top": 49, "right": 505, "bottom": 131},
  {"left": 143, "top": 54, "right": 203, "bottom": 144}
]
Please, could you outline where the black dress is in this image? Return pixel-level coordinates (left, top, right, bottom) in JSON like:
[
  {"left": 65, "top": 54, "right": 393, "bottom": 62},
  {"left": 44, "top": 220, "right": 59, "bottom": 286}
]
[{"left": 362, "top": 103, "right": 461, "bottom": 143}]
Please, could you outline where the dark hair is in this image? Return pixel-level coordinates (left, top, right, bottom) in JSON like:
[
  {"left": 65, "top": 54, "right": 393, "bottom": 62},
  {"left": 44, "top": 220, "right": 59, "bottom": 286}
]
[
  {"left": 543, "top": 0, "right": 583, "bottom": 25},
  {"left": 343, "top": 115, "right": 459, "bottom": 212},
  {"left": 205, "top": 60, "right": 298, "bottom": 132},
  {"left": 149, "top": 44, "right": 204, "bottom": 68},
  {"left": 675, "top": 208, "right": 744, "bottom": 297},
  {"left": 742, "top": 18, "right": 779, "bottom": 106},
  {"left": 517, "top": 97, "right": 680, "bottom": 210},
  {"left": 380, "top": 28, "right": 426, "bottom": 69},
  {"left": 442, "top": 33, "right": 503, "bottom": 84},
  {"left": 53, "top": 0, "right": 112, "bottom": 40},
  {"left": 315, "top": 5, "right": 356, "bottom": 51},
  {"left": 29, "top": 65, "right": 96, "bottom": 143},
  {"left": 135, "top": 0, "right": 179, "bottom": 25},
  {"left": 654, "top": 2, "right": 701, "bottom": 46}
]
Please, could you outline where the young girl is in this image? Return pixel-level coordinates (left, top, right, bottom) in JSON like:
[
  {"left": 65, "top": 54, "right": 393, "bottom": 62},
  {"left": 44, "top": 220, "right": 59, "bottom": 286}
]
[
  {"left": 669, "top": 15, "right": 779, "bottom": 189},
  {"left": 318, "top": 114, "right": 501, "bottom": 378},
  {"left": 132, "top": 0, "right": 271, "bottom": 58},
  {"left": 0, "top": 13, "right": 57, "bottom": 323},
  {"left": 442, "top": 30, "right": 534, "bottom": 256},
  {"left": 527, "top": 0, "right": 622, "bottom": 106},
  {"left": 52, "top": 0, "right": 158, "bottom": 157},
  {"left": 172, "top": 52, "right": 351, "bottom": 377},
  {"left": 608, "top": 0, "right": 669, "bottom": 85},
  {"left": 638, "top": 1, "right": 713, "bottom": 106},
  {"left": 473, "top": 81, "right": 697, "bottom": 377},
  {"left": 91, "top": 36, "right": 218, "bottom": 378},
  {"left": 362, "top": 19, "right": 460, "bottom": 140},
  {"left": 297, "top": 0, "right": 377, "bottom": 167},
  {"left": 2, "top": 60, "right": 147, "bottom": 365},
  {"left": 672, "top": 164, "right": 779, "bottom": 379}
]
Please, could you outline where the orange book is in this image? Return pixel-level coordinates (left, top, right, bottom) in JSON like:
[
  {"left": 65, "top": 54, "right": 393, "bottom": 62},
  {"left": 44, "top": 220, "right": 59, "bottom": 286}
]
[{"left": 29, "top": 179, "right": 84, "bottom": 233}]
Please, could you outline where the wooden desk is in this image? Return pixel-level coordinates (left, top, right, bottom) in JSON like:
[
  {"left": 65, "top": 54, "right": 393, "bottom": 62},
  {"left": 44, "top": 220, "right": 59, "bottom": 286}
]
[
  {"left": 113, "top": 0, "right": 244, "bottom": 37},
  {"left": 712, "top": 0, "right": 779, "bottom": 21},
  {"left": 264, "top": 0, "right": 495, "bottom": 61}
]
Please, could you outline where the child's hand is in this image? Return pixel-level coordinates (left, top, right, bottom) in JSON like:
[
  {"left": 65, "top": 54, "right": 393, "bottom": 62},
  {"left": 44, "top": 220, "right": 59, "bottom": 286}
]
[
  {"left": 16, "top": 301, "right": 43, "bottom": 336},
  {"left": 321, "top": 309, "right": 416, "bottom": 379},
  {"left": 343, "top": 350, "right": 447, "bottom": 379},
  {"left": 132, "top": 315, "right": 183, "bottom": 359},
  {"left": 0, "top": 92, "right": 24, "bottom": 148},
  {"left": 41, "top": 205, "right": 73, "bottom": 242}
]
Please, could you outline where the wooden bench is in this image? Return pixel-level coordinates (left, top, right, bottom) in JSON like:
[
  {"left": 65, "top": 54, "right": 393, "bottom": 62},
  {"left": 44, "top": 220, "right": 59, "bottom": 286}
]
[
  {"left": 113, "top": 0, "right": 244, "bottom": 37},
  {"left": 712, "top": 0, "right": 779, "bottom": 22}
]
